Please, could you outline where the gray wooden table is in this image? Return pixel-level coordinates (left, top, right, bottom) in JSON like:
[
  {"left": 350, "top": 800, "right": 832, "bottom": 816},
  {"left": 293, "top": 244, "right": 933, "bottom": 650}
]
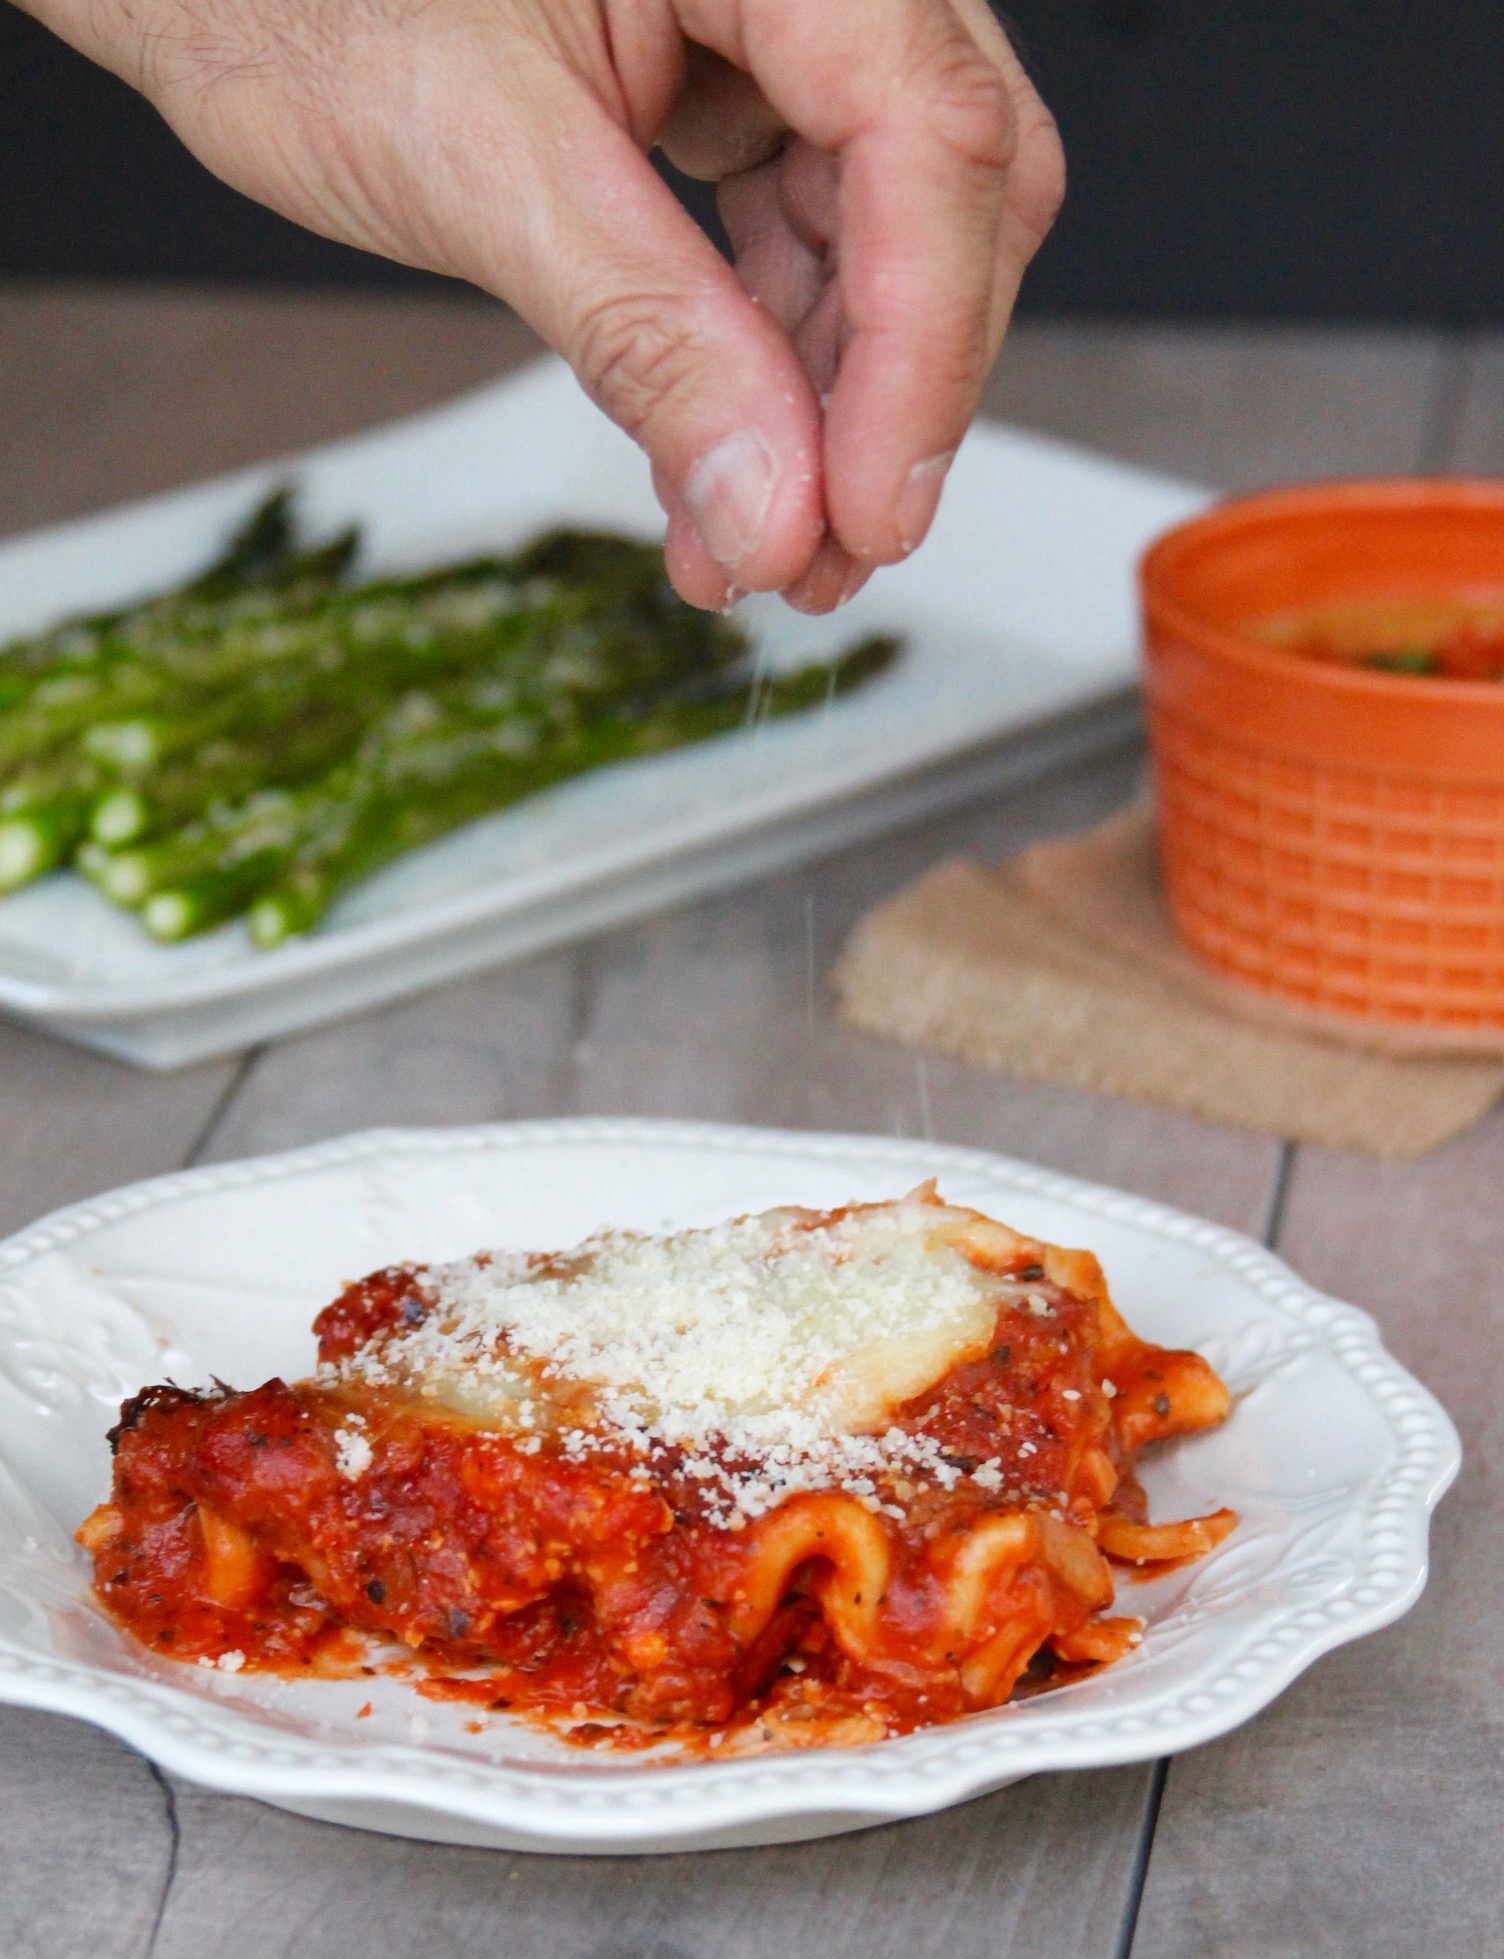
[{"left": 1, "top": 290, "right": 1500, "bottom": 1959}]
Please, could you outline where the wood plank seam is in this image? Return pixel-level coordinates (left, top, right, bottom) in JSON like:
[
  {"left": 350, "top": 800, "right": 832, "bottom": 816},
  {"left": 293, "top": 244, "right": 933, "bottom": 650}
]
[
  {"left": 142, "top": 1761, "right": 180, "bottom": 1959},
  {"left": 1258, "top": 1142, "right": 1298, "bottom": 1248},
  {"left": 1112, "top": 1758, "right": 1169, "bottom": 1959},
  {"left": 1116, "top": 1138, "right": 1295, "bottom": 1958},
  {"left": 182, "top": 1050, "right": 263, "bottom": 1167}
]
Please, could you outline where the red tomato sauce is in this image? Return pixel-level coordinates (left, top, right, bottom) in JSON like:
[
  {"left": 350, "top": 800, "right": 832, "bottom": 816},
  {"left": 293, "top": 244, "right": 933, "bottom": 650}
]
[{"left": 79, "top": 1251, "right": 1233, "bottom": 1750}]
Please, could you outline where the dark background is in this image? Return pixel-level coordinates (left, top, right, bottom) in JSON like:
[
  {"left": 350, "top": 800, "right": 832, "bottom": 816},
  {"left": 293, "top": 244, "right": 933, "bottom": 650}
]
[{"left": 2, "top": 0, "right": 1501, "bottom": 323}]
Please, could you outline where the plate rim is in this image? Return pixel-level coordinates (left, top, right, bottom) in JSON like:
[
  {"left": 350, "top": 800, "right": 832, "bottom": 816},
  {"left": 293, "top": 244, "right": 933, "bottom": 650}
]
[{"left": 0, "top": 1117, "right": 1461, "bottom": 1846}]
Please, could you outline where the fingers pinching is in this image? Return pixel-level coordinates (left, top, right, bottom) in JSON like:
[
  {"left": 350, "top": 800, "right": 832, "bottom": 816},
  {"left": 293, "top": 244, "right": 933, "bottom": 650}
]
[
  {"left": 686, "top": 0, "right": 1062, "bottom": 568},
  {"left": 815, "top": 30, "right": 1018, "bottom": 560},
  {"left": 780, "top": 532, "right": 871, "bottom": 615}
]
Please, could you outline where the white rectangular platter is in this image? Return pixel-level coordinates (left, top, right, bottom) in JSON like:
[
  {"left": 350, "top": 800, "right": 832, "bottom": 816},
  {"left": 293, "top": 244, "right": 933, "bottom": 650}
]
[{"left": 0, "top": 357, "right": 1207, "bottom": 1067}]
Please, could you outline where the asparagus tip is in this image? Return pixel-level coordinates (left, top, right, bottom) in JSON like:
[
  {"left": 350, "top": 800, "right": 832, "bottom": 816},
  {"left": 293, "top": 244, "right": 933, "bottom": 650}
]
[
  {"left": 247, "top": 896, "right": 295, "bottom": 949},
  {"left": 88, "top": 849, "right": 153, "bottom": 908},
  {"left": 143, "top": 892, "right": 194, "bottom": 942},
  {"left": 0, "top": 819, "right": 48, "bottom": 893},
  {"left": 91, "top": 789, "right": 148, "bottom": 847},
  {"left": 84, "top": 720, "right": 157, "bottom": 772}
]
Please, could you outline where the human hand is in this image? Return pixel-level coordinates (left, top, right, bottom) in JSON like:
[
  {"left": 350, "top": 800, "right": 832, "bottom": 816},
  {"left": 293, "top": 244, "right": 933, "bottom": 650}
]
[{"left": 19, "top": 0, "right": 1063, "bottom": 609}]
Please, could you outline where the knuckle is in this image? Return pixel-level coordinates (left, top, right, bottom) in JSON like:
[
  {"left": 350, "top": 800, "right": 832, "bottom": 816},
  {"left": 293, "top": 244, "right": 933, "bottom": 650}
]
[
  {"left": 919, "top": 45, "right": 1018, "bottom": 177},
  {"left": 1013, "top": 105, "right": 1067, "bottom": 240},
  {"left": 927, "top": 317, "right": 995, "bottom": 409},
  {"left": 570, "top": 290, "right": 709, "bottom": 441}
]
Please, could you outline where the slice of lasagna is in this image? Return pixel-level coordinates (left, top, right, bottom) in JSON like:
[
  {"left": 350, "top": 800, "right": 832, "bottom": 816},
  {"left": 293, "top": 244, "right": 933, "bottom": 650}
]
[{"left": 79, "top": 1186, "right": 1236, "bottom": 1751}]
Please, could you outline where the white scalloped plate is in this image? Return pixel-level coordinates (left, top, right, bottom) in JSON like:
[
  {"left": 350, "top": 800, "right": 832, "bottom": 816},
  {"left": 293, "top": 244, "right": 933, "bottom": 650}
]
[{"left": 0, "top": 1120, "right": 1458, "bottom": 1853}]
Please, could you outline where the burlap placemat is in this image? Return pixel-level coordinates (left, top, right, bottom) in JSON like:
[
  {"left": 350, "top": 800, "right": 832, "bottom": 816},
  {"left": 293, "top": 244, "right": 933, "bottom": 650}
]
[{"left": 833, "top": 808, "right": 1504, "bottom": 1159}]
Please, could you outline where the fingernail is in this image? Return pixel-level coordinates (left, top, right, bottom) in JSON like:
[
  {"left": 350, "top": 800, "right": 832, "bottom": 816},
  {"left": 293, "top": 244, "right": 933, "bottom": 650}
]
[
  {"left": 895, "top": 450, "right": 955, "bottom": 555},
  {"left": 684, "top": 429, "right": 781, "bottom": 573}
]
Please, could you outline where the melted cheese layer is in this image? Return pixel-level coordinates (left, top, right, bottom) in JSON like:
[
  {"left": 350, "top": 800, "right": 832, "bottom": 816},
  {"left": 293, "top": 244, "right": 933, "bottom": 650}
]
[{"left": 350, "top": 1198, "right": 1008, "bottom": 1450}]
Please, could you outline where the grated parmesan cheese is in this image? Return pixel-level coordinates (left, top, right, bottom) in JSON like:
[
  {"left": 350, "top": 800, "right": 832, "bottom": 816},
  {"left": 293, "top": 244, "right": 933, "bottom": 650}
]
[
  {"left": 334, "top": 1418, "right": 373, "bottom": 1480},
  {"left": 333, "top": 1195, "right": 1058, "bottom": 1524}
]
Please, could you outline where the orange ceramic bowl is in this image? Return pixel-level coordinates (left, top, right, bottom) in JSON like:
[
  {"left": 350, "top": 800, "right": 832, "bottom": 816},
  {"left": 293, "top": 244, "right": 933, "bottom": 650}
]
[{"left": 1140, "top": 480, "right": 1504, "bottom": 1030}]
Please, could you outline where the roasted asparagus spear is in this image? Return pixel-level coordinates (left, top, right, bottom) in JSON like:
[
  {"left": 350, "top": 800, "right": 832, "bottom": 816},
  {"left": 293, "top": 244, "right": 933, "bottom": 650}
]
[
  {"left": 4, "top": 488, "right": 899, "bottom": 942},
  {"left": 88, "top": 636, "right": 898, "bottom": 943}
]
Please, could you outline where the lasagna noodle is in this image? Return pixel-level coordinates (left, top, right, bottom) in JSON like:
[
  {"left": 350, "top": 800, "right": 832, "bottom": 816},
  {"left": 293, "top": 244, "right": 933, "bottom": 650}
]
[{"left": 78, "top": 1187, "right": 1237, "bottom": 1749}]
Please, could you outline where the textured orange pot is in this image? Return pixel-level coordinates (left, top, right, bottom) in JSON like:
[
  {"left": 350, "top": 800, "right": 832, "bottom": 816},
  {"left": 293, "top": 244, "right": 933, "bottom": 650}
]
[{"left": 1139, "top": 480, "right": 1504, "bottom": 1030}]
